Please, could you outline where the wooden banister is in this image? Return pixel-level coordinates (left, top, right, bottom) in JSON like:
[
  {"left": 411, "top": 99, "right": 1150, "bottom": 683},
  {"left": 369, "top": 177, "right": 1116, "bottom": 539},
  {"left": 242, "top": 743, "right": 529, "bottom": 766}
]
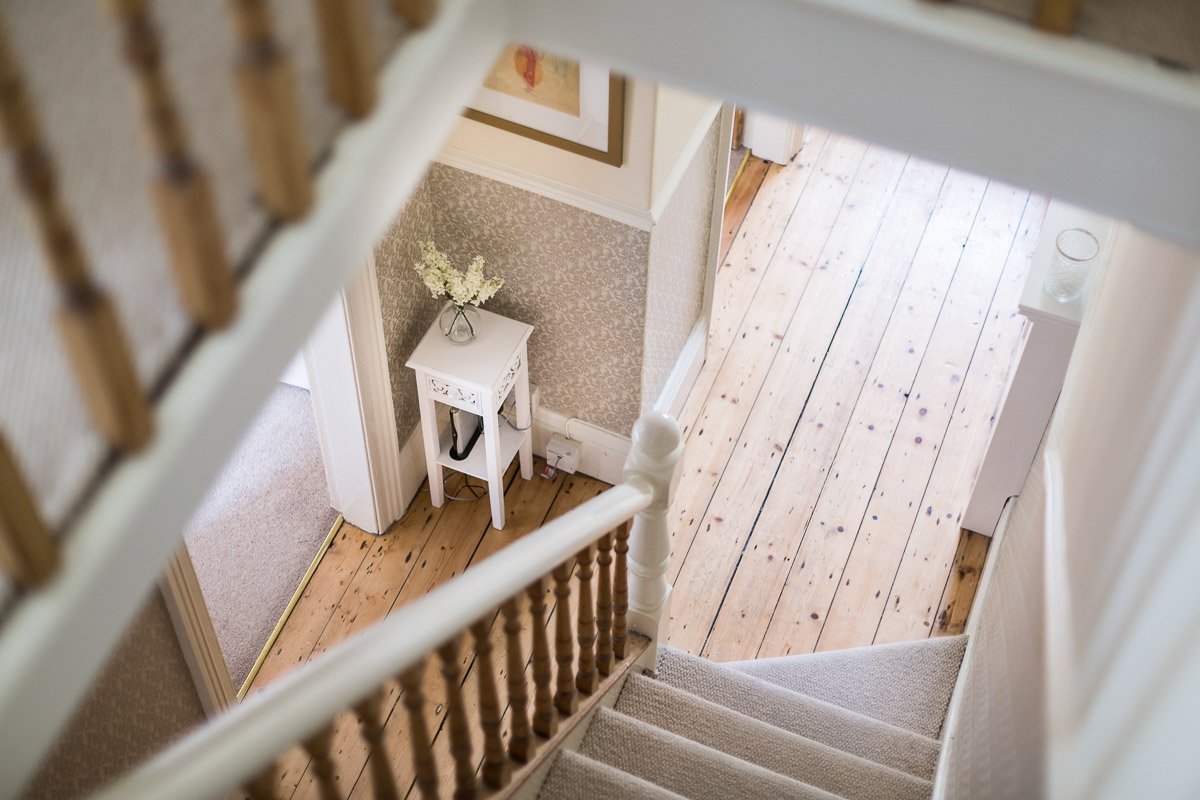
[
  {"left": 595, "top": 532, "right": 614, "bottom": 675},
  {"left": 1033, "top": 0, "right": 1083, "bottom": 34},
  {"left": 437, "top": 635, "right": 476, "bottom": 800},
  {"left": 105, "top": 0, "right": 238, "bottom": 330},
  {"left": 0, "top": 435, "right": 56, "bottom": 589},
  {"left": 229, "top": 0, "right": 313, "bottom": 220},
  {"left": 355, "top": 689, "right": 399, "bottom": 800},
  {"left": 501, "top": 597, "right": 535, "bottom": 762},
  {"left": 575, "top": 544, "right": 598, "bottom": 694},
  {"left": 470, "top": 616, "right": 510, "bottom": 789},
  {"left": 400, "top": 663, "right": 439, "bottom": 799},
  {"left": 0, "top": 22, "right": 154, "bottom": 453},
  {"left": 313, "top": 0, "right": 377, "bottom": 118},
  {"left": 391, "top": 0, "right": 438, "bottom": 29},
  {"left": 526, "top": 577, "right": 557, "bottom": 739},
  {"left": 551, "top": 561, "right": 577, "bottom": 715}
]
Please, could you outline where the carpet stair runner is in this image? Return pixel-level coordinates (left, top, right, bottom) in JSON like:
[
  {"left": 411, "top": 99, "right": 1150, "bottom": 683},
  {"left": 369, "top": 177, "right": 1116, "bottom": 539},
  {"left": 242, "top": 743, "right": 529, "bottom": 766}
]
[{"left": 537, "top": 635, "right": 967, "bottom": 800}]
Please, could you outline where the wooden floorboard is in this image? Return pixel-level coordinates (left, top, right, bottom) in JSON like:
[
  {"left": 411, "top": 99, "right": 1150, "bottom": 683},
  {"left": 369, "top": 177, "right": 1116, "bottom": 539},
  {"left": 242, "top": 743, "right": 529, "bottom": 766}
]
[{"left": 719, "top": 156, "right": 770, "bottom": 265}]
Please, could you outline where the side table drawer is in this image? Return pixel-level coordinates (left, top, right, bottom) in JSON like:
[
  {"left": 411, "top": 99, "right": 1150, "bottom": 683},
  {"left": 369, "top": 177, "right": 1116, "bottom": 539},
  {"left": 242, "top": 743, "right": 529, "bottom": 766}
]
[{"left": 426, "top": 375, "right": 481, "bottom": 414}]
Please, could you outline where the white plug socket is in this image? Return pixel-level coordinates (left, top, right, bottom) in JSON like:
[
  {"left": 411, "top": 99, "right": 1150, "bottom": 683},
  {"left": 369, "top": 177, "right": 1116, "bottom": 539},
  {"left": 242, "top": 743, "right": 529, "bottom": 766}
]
[{"left": 545, "top": 433, "right": 581, "bottom": 474}]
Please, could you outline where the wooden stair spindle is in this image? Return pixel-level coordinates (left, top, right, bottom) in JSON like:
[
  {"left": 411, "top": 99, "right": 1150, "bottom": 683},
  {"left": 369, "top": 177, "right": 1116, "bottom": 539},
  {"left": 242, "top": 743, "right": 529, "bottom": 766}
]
[
  {"left": 354, "top": 688, "right": 399, "bottom": 800},
  {"left": 501, "top": 596, "right": 535, "bottom": 762},
  {"left": 390, "top": 0, "right": 437, "bottom": 29},
  {"left": 0, "top": 434, "right": 57, "bottom": 588},
  {"left": 595, "top": 532, "right": 614, "bottom": 676},
  {"left": 469, "top": 617, "right": 511, "bottom": 789},
  {"left": 436, "top": 636, "right": 477, "bottom": 800},
  {"left": 613, "top": 521, "right": 630, "bottom": 659},
  {"left": 398, "top": 662, "right": 439, "bottom": 800},
  {"left": 301, "top": 724, "right": 343, "bottom": 800},
  {"left": 551, "top": 561, "right": 577, "bottom": 715},
  {"left": 244, "top": 762, "right": 281, "bottom": 800},
  {"left": 228, "top": 0, "right": 313, "bottom": 220},
  {"left": 1033, "top": 0, "right": 1083, "bottom": 34},
  {"left": 105, "top": 0, "right": 237, "bottom": 330},
  {"left": 525, "top": 577, "right": 557, "bottom": 738},
  {"left": 312, "top": 0, "right": 376, "bottom": 118},
  {"left": 575, "top": 544, "right": 598, "bottom": 694},
  {"left": 0, "top": 23, "right": 153, "bottom": 452}
]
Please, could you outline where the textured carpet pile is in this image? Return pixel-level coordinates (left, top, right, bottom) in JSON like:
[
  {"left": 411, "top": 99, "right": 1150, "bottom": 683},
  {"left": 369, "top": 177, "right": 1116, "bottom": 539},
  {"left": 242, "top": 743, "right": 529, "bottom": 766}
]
[
  {"left": 538, "top": 636, "right": 967, "bottom": 800},
  {"left": 183, "top": 385, "right": 336, "bottom": 688}
]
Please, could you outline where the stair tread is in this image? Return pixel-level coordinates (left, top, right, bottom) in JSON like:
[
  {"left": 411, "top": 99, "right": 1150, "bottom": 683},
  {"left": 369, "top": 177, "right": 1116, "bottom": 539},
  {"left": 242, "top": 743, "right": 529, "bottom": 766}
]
[
  {"left": 656, "top": 646, "right": 940, "bottom": 779},
  {"left": 580, "top": 706, "right": 842, "bottom": 800},
  {"left": 617, "top": 672, "right": 933, "bottom": 800},
  {"left": 724, "top": 635, "right": 967, "bottom": 738},
  {"left": 538, "top": 750, "right": 687, "bottom": 800}
]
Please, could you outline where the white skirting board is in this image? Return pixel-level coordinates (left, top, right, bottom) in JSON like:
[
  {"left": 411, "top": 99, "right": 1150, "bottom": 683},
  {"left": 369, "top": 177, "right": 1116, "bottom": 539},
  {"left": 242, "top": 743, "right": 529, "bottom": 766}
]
[{"left": 653, "top": 320, "right": 706, "bottom": 420}]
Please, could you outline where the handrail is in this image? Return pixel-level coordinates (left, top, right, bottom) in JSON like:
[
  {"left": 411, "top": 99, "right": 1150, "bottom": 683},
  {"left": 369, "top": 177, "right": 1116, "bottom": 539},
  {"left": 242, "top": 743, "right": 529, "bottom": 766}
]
[{"left": 89, "top": 428, "right": 677, "bottom": 800}]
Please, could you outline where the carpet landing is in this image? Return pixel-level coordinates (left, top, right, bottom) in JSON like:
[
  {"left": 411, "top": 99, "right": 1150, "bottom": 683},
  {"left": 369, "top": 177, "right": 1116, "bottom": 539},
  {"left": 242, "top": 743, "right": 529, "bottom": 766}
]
[{"left": 538, "top": 636, "right": 966, "bottom": 800}]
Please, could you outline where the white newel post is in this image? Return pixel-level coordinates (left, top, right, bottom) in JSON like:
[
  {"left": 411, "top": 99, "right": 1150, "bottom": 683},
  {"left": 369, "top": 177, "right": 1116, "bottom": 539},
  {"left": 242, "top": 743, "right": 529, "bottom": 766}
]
[{"left": 623, "top": 411, "right": 683, "bottom": 671}]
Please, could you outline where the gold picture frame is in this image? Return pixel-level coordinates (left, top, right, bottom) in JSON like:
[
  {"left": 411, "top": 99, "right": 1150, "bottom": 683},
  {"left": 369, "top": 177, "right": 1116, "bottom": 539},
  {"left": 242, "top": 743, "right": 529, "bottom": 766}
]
[{"left": 464, "top": 47, "right": 625, "bottom": 167}]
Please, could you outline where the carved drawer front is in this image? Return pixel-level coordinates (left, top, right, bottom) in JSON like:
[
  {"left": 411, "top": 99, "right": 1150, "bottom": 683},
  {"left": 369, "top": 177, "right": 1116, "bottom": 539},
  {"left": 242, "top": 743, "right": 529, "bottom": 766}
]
[
  {"left": 494, "top": 353, "right": 522, "bottom": 406},
  {"left": 428, "top": 377, "right": 480, "bottom": 413}
]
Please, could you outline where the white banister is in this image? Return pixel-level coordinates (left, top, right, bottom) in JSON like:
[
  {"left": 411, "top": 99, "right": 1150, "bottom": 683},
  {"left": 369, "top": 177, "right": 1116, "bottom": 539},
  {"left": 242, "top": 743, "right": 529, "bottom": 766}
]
[
  {"left": 89, "top": 453, "right": 668, "bottom": 800},
  {"left": 623, "top": 411, "right": 684, "bottom": 670}
]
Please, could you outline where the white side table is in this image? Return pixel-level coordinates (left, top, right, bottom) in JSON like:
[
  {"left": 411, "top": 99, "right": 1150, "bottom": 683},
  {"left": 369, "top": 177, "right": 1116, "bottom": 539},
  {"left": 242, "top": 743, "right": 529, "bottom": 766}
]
[
  {"left": 406, "top": 307, "right": 534, "bottom": 529},
  {"left": 962, "top": 200, "right": 1114, "bottom": 535}
]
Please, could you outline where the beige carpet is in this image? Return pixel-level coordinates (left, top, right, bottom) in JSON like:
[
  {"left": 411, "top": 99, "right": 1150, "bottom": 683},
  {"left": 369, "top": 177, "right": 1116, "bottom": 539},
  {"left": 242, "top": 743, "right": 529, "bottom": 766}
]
[{"left": 183, "top": 384, "right": 336, "bottom": 688}]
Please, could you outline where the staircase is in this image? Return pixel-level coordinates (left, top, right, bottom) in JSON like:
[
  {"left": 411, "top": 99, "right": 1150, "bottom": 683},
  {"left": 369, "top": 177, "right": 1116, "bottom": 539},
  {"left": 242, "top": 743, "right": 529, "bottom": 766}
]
[{"left": 538, "top": 636, "right": 967, "bottom": 800}]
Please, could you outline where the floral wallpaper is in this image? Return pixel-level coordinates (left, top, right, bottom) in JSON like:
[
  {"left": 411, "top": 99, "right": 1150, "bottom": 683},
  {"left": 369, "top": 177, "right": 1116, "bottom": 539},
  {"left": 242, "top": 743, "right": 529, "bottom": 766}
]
[{"left": 642, "top": 118, "right": 720, "bottom": 409}]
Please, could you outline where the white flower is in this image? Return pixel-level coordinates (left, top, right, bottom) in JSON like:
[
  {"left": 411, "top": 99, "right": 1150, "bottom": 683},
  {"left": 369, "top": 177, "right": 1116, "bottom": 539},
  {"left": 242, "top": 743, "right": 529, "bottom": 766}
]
[{"left": 413, "top": 241, "right": 504, "bottom": 308}]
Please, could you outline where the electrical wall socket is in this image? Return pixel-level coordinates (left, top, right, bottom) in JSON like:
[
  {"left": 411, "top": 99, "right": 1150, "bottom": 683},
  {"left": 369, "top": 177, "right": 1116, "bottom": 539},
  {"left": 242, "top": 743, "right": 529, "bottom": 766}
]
[{"left": 545, "top": 433, "right": 581, "bottom": 474}]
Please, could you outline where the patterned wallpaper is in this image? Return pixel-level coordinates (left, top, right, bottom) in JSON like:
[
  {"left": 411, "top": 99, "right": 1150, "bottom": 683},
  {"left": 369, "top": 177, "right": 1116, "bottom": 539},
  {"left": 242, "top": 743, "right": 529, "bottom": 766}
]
[
  {"left": 21, "top": 589, "right": 205, "bottom": 800},
  {"left": 375, "top": 164, "right": 652, "bottom": 438},
  {"left": 642, "top": 118, "right": 720, "bottom": 410}
]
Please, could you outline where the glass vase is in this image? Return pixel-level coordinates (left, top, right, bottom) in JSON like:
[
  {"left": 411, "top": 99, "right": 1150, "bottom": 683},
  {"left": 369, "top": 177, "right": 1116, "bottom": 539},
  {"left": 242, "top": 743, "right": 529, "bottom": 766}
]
[{"left": 439, "top": 303, "right": 480, "bottom": 345}]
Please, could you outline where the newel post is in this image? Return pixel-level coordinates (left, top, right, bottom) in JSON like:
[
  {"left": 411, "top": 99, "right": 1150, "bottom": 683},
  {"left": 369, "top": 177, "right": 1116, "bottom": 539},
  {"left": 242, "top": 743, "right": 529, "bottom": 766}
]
[{"left": 623, "top": 410, "right": 683, "bottom": 671}]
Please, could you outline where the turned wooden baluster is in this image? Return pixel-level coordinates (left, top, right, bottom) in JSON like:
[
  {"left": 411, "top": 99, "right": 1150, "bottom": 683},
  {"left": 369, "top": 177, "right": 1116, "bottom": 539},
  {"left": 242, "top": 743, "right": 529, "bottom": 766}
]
[
  {"left": 399, "top": 663, "right": 438, "bottom": 799},
  {"left": 0, "top": 434, "right": 57, "bottom": 588},
  {"left": 390, "top": 0, "right": 437, "bottom": 29},
  {"left": 526, "top": 578, "right": 557, "bottom": 738},
  {"left": 105, "top": 0, "right": 237, "bottom": 330},
  {"left": 0, "top": 23, "right": 153, "bottom": 452},
  {"left": 551, "top": 561, "right": 577, "bottom": 715},
  {"left": 575, "top": 544, "right": 598, "bottom": 694},
  {"left": 437, "top": 636, "right": 477, "bottom": 800},
  {"left": 228, "top": 0, "right": 313, "bottom": 219},
  {"left": 595, "top": 532, "right": 615, "bottom": 676},
  {"left": 312, "top": 0, "right": 375, "bottom": 118},
  {"left": 613, "top": 521, "right": 630, "bottom": 659},
  {"left": 501, "top": 596, "right": 535, "bottom": 761},
  {"left": 302, "top": 724, "right": 342, "bottom": 800},
  {"left": 470, "top": 617, "right": 511, "bottom": 789},
  {"left": 244, "top": 762, "right": 280, "bottom": 800},
  {"left": 1033, "top": 0, "right": 1082, "bottom": 33},
  {"left": 355, "top": 688, "right": 399, "bottom": 800}
]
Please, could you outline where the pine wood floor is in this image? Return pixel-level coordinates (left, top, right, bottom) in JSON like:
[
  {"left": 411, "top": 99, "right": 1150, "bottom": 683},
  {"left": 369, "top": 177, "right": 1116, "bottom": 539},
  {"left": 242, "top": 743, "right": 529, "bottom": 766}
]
[{"left": 246, "top": 128, "right": 1038, "bottom": 798}]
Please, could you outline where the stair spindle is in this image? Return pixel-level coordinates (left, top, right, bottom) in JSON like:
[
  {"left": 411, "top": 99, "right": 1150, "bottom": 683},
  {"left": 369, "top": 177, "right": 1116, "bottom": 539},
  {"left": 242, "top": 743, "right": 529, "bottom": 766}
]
[
  {"left": 105, "top": 0, "right": 237, "bottom": 330},
  {"left": 0, "top": 435, "right": 57, "bottom": 588},
  {"left": 301, "top": 724, "right": 342, "bottom": 800},
  {"left": 354, "top": 688, "right": 399, "bottom": 800},
  {"left": 525, "top": 578, "right": 557, "bottom": 738},
  {"left": 399, "top": 662, "right": 439, "bottom": 799},
  {"left": 551, "top": 562, "right": 577, "bottom": 715},
  {"left": 437, "top": 636, "right": 477, "bottom": 800},
  {"left": 501, "top": 596, "right": 535, "bottom": 762},
  {"left": 390, "top": 0, "right": 437, "bottom": 29},
  {"left": 470, "top": 617, "right": 511, "bottom": 789},
  {"left": 244, "top": 762, "right": 281, "bottom": 800},
  {"left": 613, "top": 521, "right": 630, "bottom": 659},
  {"left": 575, "top": 544, "right": 598, "bottom": 694},
  {"left": 0, "top": 23, "right": 153, "bottom": 452},
  {"left": 228, "top": 0, "right": 313, "bottom": 219},
  {"left": 595, "top": 532, "right": 614, "bottom": 676},
  {"left": 312, "top": 0, "right": 376, "bottom": 118},
  {"left": 1033, "top": 0, "right": 1082, "bottom": 33}
]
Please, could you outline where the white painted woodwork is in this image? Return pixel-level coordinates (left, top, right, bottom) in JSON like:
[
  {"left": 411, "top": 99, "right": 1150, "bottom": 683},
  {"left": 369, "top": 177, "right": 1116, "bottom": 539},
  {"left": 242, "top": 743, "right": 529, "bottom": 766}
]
[
  {"left": 279, "top": 351, "right": 311, "bottom": 390},
  {"left": 653, "top": 320, "right": 706, "bottom": 420},
  {"left": 90, "top": 428, "right": 665, "bottom": 800},
  {"left": 742, "top": 111, "right": 805, "bottom": 165},
  {"left": 962, "top": 200, "right": 1115, "bottom": 535},
  {"left": 160, "top": 546, "right": 236, "bottom": 716},
  {"left": 699, "top": 103, "right": 735, "bottom": 367},
  {"left": 1046, "top": 225, "right": 1200, "bottom": 800},
  {"left": 622, "top": 411, "right": 684, "bottom": 670},
  {"left": 407, "top": 307, "right": 534, "bottom": 528}
]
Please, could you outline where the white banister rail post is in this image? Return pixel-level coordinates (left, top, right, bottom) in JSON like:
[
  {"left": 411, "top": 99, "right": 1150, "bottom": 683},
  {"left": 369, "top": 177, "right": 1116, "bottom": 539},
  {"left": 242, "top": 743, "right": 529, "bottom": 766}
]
[{"left": 623, "top": 410, "right": 683, "bottom": 671}]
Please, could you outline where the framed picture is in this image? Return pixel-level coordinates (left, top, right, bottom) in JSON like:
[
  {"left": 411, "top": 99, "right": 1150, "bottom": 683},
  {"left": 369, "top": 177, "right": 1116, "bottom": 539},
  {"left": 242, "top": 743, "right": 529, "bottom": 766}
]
[{"left": 465, "top": 45, "right": 625, "bottom": 166}]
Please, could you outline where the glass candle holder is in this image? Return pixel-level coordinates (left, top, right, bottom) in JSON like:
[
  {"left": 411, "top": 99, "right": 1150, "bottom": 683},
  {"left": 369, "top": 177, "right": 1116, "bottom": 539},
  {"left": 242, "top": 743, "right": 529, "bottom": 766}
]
[{"left": 1043, "top": 227, "right": 1099, "bottom": 303}]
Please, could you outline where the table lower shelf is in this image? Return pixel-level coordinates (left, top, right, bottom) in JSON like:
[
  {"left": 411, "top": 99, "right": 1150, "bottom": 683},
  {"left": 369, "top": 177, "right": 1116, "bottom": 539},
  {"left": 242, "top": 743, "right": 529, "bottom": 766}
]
[{"left": 434, "top": 416, "right": 526, "bottom": 481}]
